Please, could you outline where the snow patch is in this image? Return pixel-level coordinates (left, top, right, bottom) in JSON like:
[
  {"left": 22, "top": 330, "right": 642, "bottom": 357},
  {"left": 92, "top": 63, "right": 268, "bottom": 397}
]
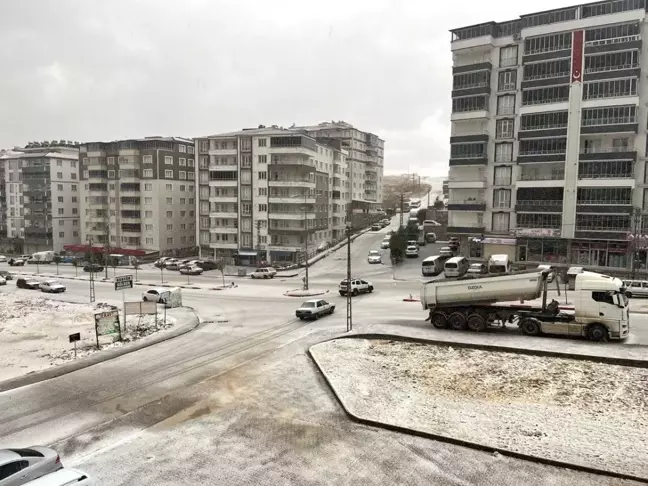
[{"left": 311, "top": 338, "right": 648, "bottom": 478}]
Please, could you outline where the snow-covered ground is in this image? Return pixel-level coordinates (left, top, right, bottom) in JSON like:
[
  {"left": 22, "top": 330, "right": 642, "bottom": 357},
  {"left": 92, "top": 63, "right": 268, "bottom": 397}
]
[
  {"left": 0, "top": 293, "right": 175, "bottom": 382},
  {"left": 311, "top": 338, "right": 648, "bottom": 478}
]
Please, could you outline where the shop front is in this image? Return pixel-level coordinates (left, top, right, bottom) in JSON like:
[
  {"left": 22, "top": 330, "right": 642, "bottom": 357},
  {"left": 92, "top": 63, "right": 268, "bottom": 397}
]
[
  {"left": 515, "top": 238, "right": 568, "bottom": 266},
  {"left": 481, "top": 237, "right": 516, "bottom": 262},
  {"left": 570, "top": 240, "right": 628, "bottom": 270}
]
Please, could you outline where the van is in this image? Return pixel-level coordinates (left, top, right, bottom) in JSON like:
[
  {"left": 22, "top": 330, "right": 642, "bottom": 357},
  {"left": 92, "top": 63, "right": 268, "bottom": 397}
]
[
  {"left": 422, "top": 256, "right": 444, "bottom": 277},
  {"left": 488, "top": 254, "right": 511, "bottom": 274},
  {"left": 24, "top": 468, "right": 93, "bottom": 485},
  {"left": 444, "top": 256, "right": 469, "bottom": 278},
  {"left": 622, "top": 280, "right": 648, "bottom": 298}
]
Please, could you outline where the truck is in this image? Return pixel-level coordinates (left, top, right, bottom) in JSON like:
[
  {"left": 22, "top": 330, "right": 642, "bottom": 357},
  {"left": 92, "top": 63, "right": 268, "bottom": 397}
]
[
  {"left": 28, "top": 251, "right": 55, "bottom": 264},
  {"left": 420, "top": 269, "right": 629, "bottom": 341},
  {"left": 487, "top": 254, "right": 511, "bottom": 274}
]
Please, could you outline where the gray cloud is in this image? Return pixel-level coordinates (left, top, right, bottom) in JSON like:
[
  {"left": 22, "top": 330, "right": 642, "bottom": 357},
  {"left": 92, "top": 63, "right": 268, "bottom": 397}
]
[{"left": 0, "top": 0, "right": 577, "bottom": 175}]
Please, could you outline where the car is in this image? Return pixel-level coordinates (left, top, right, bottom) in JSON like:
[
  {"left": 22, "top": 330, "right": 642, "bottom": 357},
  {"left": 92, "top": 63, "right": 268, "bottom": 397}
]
[
  {"left": 371, "top": 223, "right": 382, "bottom": 231},
  {"left": 179, "top": 265, "right": 203, "bottom": 275},
  {"left": 367, "top": 250, "right": 382, "bottom": 264},
  {"left": 0, "top": 276, "right": 6, "bottom": 285},
  {"left": 426, "top": 232, "right": 437, "bottom": 243},
  {"left": 467, "top": 263, "right": 488, "bottom": 275},
  {"left": 339, "top": 278, "right": 373, "bottom": 296},
  {"left": 154, "top": 257, "right": 171, "bottom": 268},
  {"left": 295, "top": 299, "right": 335, "bottom": 320},
  {"left": 0, "top": 255, "right": 6, "bottom": 262},
  {"left": 0, "top": 271, "right": 13, "bottom": 280},
  {"left": 165, "top": 262, "right": 181, "bottom": 271},
  {"left": 250, "top": 267, "right": 277, "bottom": 279},
  {"left": 405, "top": 245, "right": 419, "bottom": 258},
  {"left": 83, "top": 263, "right": 104, "bottom": 273},
  {"left": 0, "top": 446, "right": 62, "bottom": 486},
  {"left": 439, "top": 247, "right": 454, "bottom": 258},
  {"left": 380, "top": 240, "right": 390, "bottom": 249},
  {"left": 8, "top": 259, "right": 25, "bottom": 267},
  {"left": 196, "top": 260, "right": 219, "bottom": 271},
  {"left": 386, "top": 229, "right": 395, "bottom": 236},
  {"left": 407, "top": 240, "right": 418, "bottom": 247},
  {"left": 141, "top": 288, "right": 168, "bottom": 303},
  {"left": 39, "top": 280, "right": 66, "bottom": 293},
  {"left": 20, "top": 467, "right": 93, "bottom": 486},
  {"left": 16, "top": 278, "right": 40, "bottom": 290},
  {"left": 162, "top": 258, "right": 179, "bottom": 268}
]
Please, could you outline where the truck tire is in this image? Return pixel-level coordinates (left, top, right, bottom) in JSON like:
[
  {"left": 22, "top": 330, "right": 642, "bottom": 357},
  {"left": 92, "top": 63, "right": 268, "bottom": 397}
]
[
  {"left": 625, "top": 291, "right": 633, "bottom": 298},
  {"left": 352, "top": 289, "right": 359, "bottom": 296},
  {"left": 588, "top": 324, "right": 608, "bottom": 342},
  {"left": 448, "top": 312, "right": 467, "bottom": 330},
  {"left": 430, "top": 311, "right": 447, "bottom": 329},
  {"left": 520, "top": 317, "right": 541, "bottom": 336},
  {"left": 467, "top": 314, "right": 486, "bottom": 332}
]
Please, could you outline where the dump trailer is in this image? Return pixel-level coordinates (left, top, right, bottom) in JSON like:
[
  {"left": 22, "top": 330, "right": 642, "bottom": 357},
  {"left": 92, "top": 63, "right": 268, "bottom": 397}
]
[{"left": 420, "top": 269, "right": 630, "bottom": 341}]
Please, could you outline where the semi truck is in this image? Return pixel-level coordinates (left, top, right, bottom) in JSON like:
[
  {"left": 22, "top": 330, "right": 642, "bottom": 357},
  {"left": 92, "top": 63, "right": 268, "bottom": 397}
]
[{"left": 420, "top": 269, "right": 629, "bottom": 341}]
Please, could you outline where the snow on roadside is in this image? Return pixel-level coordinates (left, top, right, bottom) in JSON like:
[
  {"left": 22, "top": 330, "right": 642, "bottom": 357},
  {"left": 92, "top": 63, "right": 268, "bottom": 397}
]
[
  {"left": 0, "top": 293, "right": 175, "bottom": 382},
  {"left": 311, "top": 338, "right": 648, "bottom": 478}
]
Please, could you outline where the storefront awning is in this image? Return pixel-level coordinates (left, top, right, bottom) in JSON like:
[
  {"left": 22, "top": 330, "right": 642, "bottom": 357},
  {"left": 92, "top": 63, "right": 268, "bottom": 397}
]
[{"left": 237, "top": 251, "right": 258, "bottom": 257}]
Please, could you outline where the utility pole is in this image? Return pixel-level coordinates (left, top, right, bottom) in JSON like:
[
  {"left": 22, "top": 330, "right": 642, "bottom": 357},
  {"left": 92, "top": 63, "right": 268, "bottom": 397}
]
[
  {"left": 399, "top": 194, "right": 404, "bottom": 228},
  {"left": 87, "top": 237, "right": 95, "bottom": 303},
  {"left": 629, "top": 207, "right": 644, "bottom": 280},
  {"left": 302, "top": 203, "right": 309, "bottom": 291},
  {"left": 346, "top": 222, "right": 352, "bottom": 332}
]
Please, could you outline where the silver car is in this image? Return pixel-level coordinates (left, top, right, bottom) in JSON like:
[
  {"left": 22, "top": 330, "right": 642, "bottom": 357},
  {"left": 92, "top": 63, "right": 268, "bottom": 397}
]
[
  {"left": 0, "top": 447, "right": 62, "bottom": 486},
  {"left": 367, "top": 250, "right": 382, "bottom": 264}
]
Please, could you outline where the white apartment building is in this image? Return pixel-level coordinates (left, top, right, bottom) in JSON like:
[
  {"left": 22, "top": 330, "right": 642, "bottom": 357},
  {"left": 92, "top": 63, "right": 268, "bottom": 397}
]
[
  {"left": 79, "top": 137, "right": 196, "bottom": 257},
  {"left": 0, "top": 142, "right": 81, "bottom": 254},
  {"left": 195, "top": 126, "right": 350, "bottom": 265},
  {"left": 448, "top": 0, "right": 647, "bottom": 272},
  {"left": 296, "top": 121, "right": 385, "bottom": 210}
]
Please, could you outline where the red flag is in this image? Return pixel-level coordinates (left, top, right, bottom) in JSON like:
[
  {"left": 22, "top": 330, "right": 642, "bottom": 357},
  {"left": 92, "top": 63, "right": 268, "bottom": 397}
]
[{"left": 571, "top": 30, "right": 584, "bottom": 84}]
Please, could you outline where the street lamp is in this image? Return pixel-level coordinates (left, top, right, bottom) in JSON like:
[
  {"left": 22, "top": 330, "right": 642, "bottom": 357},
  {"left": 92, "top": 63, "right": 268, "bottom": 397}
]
[
  {"left": 301, "top": 204, "right": 310, "bottom": 291},
  {"left": 345, "top": 221, "right": 353, "bottom": 332}
]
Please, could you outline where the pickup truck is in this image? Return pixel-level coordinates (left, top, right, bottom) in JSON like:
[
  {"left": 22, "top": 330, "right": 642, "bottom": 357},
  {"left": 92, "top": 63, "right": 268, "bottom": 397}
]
[{"left": 339, "top": 278, "right": 373, "bottom": 296}]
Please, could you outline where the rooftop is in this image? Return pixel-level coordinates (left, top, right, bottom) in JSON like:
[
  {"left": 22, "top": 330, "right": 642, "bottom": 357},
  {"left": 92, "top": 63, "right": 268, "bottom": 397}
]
[{"left": 82, "top": 136, "right": 193, "bottom": 145}]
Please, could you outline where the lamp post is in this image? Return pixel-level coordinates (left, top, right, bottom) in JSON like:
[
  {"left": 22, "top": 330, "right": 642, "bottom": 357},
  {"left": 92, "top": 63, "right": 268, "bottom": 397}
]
[
  {"left": 301, "top": 204, "right": 310, "bottom": 291},
  {"left": 346, "top": 221, "right": 353, "bottom": 332}
]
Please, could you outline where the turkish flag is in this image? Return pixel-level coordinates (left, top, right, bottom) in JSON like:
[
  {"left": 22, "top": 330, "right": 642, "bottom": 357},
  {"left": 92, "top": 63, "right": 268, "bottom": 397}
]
[{"left": 571, "top": 30, "right": 584, "bottom": 84}]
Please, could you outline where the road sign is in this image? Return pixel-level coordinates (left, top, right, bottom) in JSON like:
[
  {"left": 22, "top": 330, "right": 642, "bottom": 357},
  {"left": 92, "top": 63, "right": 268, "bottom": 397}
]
[
  {"left": 115, "top": 274, "right": 133, "bottom": 291},
  {"left": 68, "top": 332, "right": 80, "bottom": 343}
]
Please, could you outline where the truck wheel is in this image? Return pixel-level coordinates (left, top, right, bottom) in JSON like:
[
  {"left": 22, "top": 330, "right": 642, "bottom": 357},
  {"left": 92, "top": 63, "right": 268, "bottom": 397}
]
[
  {"left": 448, "top": 312, "right": 467, "bottom": 330},
  {"left": 467, "top": 314, "right": 486, "bottom": 332},
  {"left": 520, "top": 317, "right": 541, "bottom": 336},
  {"left": 625, "top": 292, "right": 633, "bottom": 298},
  {"left": 430, "top": 312, "right": 447, "bottom": 329},
  {"left": 588, "top": 324, "right": 608, "bottom": 342},
  {"left": 352, "top": 289, "right": 359, "bottom": 296}
]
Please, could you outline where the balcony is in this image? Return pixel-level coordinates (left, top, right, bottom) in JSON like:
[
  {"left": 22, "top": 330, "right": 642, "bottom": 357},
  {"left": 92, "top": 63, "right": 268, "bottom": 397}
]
[
  {"left": 269, "top": 196, "right": 316, "bottom": 205},
  {"left": 269, "top": 155, "right": 316, "bottom": 169},
  {"left": 208, "top": 178, "right": 238, "bottom": 187},
  {"left": 210, "top": 211, "right": 238, "bottom": 219},
  {"left": 209, "top": 195, "right": 238, "bottom": 203},
  {"left": 517, "top": 148, "right": 566, "bottom": 163},
  {"left": 517, "top": 167, "right": 565, "bottom": 188},
  {"left": 581, "top": 112, "right": 638, "bottom": 134},
  {"left": 209, "top": 241, "right": 238, "bottom": 250},
  {"left": 450, "top": 24, "right": 493, "bottom": 52},
  {"left": 86, "top": 212, "right": 108, "bottom": 222},
  {"left": 121, "top": 223, "right": 142, "bottom": 233},
  {"left": 576, "top": 200, "right": 633, "bottom": 213},
  {"left": 120, "top": 197, "right": 141, "bottom": 207},
  {"left": 447, "top": 199, "right": 486, "bottom": 211},
  {"left": 451, "top": 95, "right": 490, "bottom": 122},
  {"left": 447, "top": 224, "right": 485, "bottom": 234},
  {"left": 87, "top": 171, "right": 108, "bottom": 181},
  {"left": 269, "top": 179, "right": 316, "bottom": 188},
  {"left": 120, "top": 183, "right": 141, "bottom": 192},
  {"left": 88, "top": 183, "right": 108, "bottom": 192},
  {"left": 579, "top": 146, "right": 637, "bottom": 161},
  {"left": 584, "top": 34, "right": 642, "bottom": 55},
  {"left": 209, "top": 226, "right": 238, "bottom": 234},
  {"left": 120, "top": 210, "right": 141, "bottom": 220},
  {"left": 449, "top": 143, "right": 488, "bottom": 167},
  {"left": 577, "top": 160, "right": 635, "bottom": 187},
  {"left": 515, "top": 200, "right": 563, "bottom": 213}
]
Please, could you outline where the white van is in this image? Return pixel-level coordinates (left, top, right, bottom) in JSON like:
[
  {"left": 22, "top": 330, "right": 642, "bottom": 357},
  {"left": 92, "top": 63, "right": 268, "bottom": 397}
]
[
  {"left": 444, "top": 256, "right": 469, "bottom": 278},
  {"left": 422, "top": 256, "right": 444, "bottom": 277},
  {"left": 24, "top": 468, "right": 93, "bottom": 485},
  {"left": 488, "top": 254, "right": 511, "bottom": 274}
]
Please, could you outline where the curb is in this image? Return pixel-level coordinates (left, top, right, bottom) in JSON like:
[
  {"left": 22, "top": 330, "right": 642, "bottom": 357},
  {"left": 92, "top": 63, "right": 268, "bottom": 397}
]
[
  {"left": 308, "top": 336, "right": 648, "bottom": 484},
  {"left": 284, "top": 289, "right": 330, "bottom": 297},
  {"left": 0, "top": 307, "right": 201, "bottom": 393}
]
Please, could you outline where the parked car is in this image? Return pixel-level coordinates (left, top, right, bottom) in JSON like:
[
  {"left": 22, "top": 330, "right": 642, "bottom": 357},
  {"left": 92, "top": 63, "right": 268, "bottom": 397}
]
[
  {"left": 196, "top": 260, "right": 219, "bottom": 271},
  {"left": 339, "top": 278, "right": 373, "bottom": 296},
  {"left": 82, "top": 263, "right": 104, "bottom": 273},
  {"left": 466, "top": 263, "right": 488, "bottom": 276},
  {"left": 141, "top": 288, "right": 168, "bottom": 303},
  {"left": 405, "top": 245, "right": 419, "bottom": 258},
  {"left": 8, "top": 259, "right": 25, "bottom": 267},
  {"left": 439, "top": 247, "right": 454, "bottom": 258},
  {"left": 0, "top": 446, "right": 62, "bottom": 486},
  {"left": 179, "top": 265, "right": 203, "bottom": 275},
  {"left": 367, "top": 250, "right": 382, "bottom": 264},
  {"left": 162, "top": 258, "right": 179, "bottom": 268},
  {"left": 371, "top": 223, "right": 381, "bottom": 231},
  {"left": 165, "top": 262, "right": 180, "bottom": 271},
  {"left": 39, "top": 280, "right": 66, "bottom": 293},
  {"left": 0, "top": 276, "right": 6, "bottom": 285},
  {"left": 16, "top": 278, "right": 40, "bottom": 290},
  {"left": 448, "top": 237, "right": 460, "bottom": 252},
  {"left": 295, "top": 299, "right": 335, "bottom": 320},
  {"left": 0, "top": 271, "right": 13, "bottom": 280},
  {"left": 154, "top": 257, "right": 171, "bottom": 268},
  {"left": 426, "top": 232, "right": 437, "bottom": 243},
  {"left": 380, "top": 239, "right": 390, "bottom": 249},
  {"left": 0, "top": 255, "right": 6, "bottom": 262},
  {"left": 250, "top": 267, "right": 277, "bottom": 279},
  {"left": 21, "top": 467, "right": 93, "bottom": 486},
  {"left": 407, "top": 240, "right": 418, "bottom": 248}
]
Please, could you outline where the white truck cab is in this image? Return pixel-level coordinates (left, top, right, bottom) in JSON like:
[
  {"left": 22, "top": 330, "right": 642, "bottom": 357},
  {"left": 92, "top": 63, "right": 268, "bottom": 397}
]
[{"left": 488, "top": 254, "right": 511, "bottom": 274}]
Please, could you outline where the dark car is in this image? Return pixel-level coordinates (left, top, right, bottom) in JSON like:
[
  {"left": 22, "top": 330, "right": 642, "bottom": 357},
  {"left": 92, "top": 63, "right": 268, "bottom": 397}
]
[
  {"left": 0, "top": 271, "right": 14, "bottom": 280},
  {"left": 8, "top": 258, "right": 25, "bottom": 267},
  {"left": 83, "top": 263, "right": 104, "bottom": 273},
  {"left": 16, "top": 278, "right": 40, "bottom": 290},
  {"left": 196, "top": 260, "right": 219, "bottom": 271}
]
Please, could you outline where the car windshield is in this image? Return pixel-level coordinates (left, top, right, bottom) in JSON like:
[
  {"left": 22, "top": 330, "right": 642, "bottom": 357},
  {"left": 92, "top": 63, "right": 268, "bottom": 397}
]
[
  {"left": 301, "top": 302, "right": 316, "bottom": 308},
  {"left": 46, "top": 281, "right": 61, "bottom": 285},
  {"left": 369, "top": 251, "right": 379, "bottom": 256}
]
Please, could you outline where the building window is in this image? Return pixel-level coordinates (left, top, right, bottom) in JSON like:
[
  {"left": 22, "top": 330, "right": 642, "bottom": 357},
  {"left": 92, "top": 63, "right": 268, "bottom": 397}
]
[
  {"left": 258, "top": 171, "right": 267, "bottom": 180},
  {"left": 495, "top": 143, "right": 513, "bottom": 163},
  {"left": 164, "top": 183, "right": 172, "bottom": 191},
  {"left": 258, "top": 204, "right": 267, "bottom": 212},
  {"left": 494, "top": 166, "right": 512, "bottom": 185},
  {"left": 180, "top": 198, "right": 186, "bottom": 204},
  {"left": 493, "top": 189, "right": 511, "bottom": 208},
  {"left": 83, "top": 171, "right": 89, "bottom": 179},
  {"left": 58, "top": 208, "right": 64, "bottom": 215},
  {"left": 258, "top": 155, "right": 267, "bottom": 164},
  {"left": 146, "top": 237, "right": 154, "bottom": 245},
  {"left": 498, "top": 70, "right": 517, "bottom": 91},
  {"left": 58, "top": 184, "right": 64, "bottom": 191},
  {"left": 57, "top": 172, "right": 63, "bottom": 179},
  {"left": 166, "top": 211, "right": 173, "bottom": 218},
  {"left": 179, "top": 144, "right": 186, "bottom": 153},
  {"left": 58, "top": 196, "right": 64, "bottom": 203},
  {"left": 492, "top": 212, "right": 510, "bottom": 232},
  {"left": 167, "top": 237, "right": 173, "bottom": 244},
  {"left": 165, "top": 170, "right": 173, "bottom": 178},
  {"left": 59, "top": 231, "right": 64, "bottom": 237},
  {"left": 144, "top": 183, "right": 152, "bottom": 191},
  {"left": 71, "top": 173, "right": 77, "bottom": 180},
  {"left": 108, "top": 170, "right": 115, "bottom": 178},
  {"left": 179, "top": 171, "right": 187, "bottom": 180},
  {"left": 72, "top": 208, "right": 77, "bottom": 214},
  {"left": 258, "top": 187, "right": 267, "bottom": 196},
  {"left": 499, "top": 45, "right": 518, "bottom": 67},
  {"left": 143, "top": 169, "right": 153, "bottom": 177},
  {"left": 143, "top": 155, "right": 153, "bottom": 164},
  {"left": 145, "top": 197, "right": 153, "bottom": 205},
  {"left": 258, "top": 138, "right": 267, "bottom": 147},
  {"left": 496, "top": 119, "right": 514, "bottom": 139},
  {"left": 167, "top": 224, "right": 173, "bottom": 230},
  {"left": 179, "top": 158, "right": 186, "bottom": 166},
  {"left": 165, "top": 156, "right": 173, "bottom": 165},
  {"left": 166, "top": 197, "right": 173, "bottom": 204},
  {"left": 497, "top": 95, "right": 515, "bottom": 115},
  {"left": 188, "top": 171, "right": 194, "bottom": 179},
  {"left": 145, "top": 224, "right": 153, "bottom": 231},
  {"left": 188, "top": 159, "right": 194, "bottom": 167},
  {"left": 145, "top": 210, "right": 153, "bottom": 217},
  {"left": 107, "top": 157, "right": 115, "bottom": 165}
]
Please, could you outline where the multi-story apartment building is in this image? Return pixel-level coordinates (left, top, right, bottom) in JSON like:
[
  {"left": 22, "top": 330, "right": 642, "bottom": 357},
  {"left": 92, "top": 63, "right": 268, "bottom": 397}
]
[
  {"left": 448, "top": 0, "right": 648, "bottom": 273},
  {"left": 78, "top": 137, "right": 196, "bottom": 257},
  {"left": 296, "top": 121, "right": 384, "bottom": 210},
  {"left": 0, "top": 142, "right": 81, "bottom": 253},
  {"left": 195, "top": 126, "right": 350, "bottom": 265}
]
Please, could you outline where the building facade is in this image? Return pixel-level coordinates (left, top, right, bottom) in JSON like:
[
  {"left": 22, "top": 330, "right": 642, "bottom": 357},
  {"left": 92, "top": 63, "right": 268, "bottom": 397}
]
[
  {"left": 296, "top": 121, "right": 385, "bottom": 211},
  {"left": 448, "top": 0, "right": 648, "bottom": 273},
  {"left": 195, "top": 127, "right": 350, "bottom": 265},
  {"left": 0, "top": 142, "right": 81, "bottom": 253},
  {"left": 78, "top": 137, "right": 196, "bottom": 256}
]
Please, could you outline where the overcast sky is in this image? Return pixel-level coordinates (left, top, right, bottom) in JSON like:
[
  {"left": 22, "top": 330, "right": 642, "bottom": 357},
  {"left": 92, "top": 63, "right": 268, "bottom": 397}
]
[{"left": 1, "top": 0, "right": 577, "bottom": 176}]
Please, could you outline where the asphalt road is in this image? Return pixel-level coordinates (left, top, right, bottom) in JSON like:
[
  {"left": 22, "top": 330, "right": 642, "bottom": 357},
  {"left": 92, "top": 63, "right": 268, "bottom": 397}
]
[{"left": 2, "top": 212, "right": 648, "bottom": 484}]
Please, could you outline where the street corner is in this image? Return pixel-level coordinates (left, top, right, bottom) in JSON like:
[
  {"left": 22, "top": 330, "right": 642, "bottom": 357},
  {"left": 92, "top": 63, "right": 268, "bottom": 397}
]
[{"left": 284, "top": 288, "right": 330, "bottom": 297}]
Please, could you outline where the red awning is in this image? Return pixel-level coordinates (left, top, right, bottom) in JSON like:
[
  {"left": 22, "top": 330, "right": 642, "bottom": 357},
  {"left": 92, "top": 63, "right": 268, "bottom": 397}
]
[{"left": 63, "top": 244, "right": 147, "bottom": 257}]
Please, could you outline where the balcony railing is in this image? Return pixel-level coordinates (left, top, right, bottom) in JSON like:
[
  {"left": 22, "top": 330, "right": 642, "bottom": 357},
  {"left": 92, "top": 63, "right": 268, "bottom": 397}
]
[
  {"left": 582, "top": 116, "right": 637, "bottom": 126},
  {"left": 583, "top": 89, "right": 637, "bottom": 100},
  {"left": 522, "top": 97, "right": 569, "bottom": 106},
  {"left": 584, "top": 34, "right": 641, "bottom": 48},
  {"left": 519, "top": 171, "right": 565, "bottom": 181},
  {"left": 585, "top": 63, "right": 639, "bottom": 74},
  {"left": 576, "top": 226, "right": 629, "bottom": 232},
  {"left": 453, "top": 81, "right": 489, "bottom": 90},
  {"left": 448, "top": 176, "right": 486, "bottom": 182},
  {"left": 517, "top": 223, "right": 562, "bottom": 229},
  {"left": 579, "top": 146, "right": 633, "bottom": 154},
  {"left": 520, "top": 122, "right": 568, "bottom": 131},
  {"left": 518, "top": 149, "right": 566, "bottom": 156},
  {"left": 577, "top": 199, "right": 632, "bottom": 205},
  {"left": 517, "top": 200, "right": 563, "bottom": 207},
  {"left": 449, "top": 199, "right": 486, "bottom": 205},
  {"left": 523, "top": 71, "right": 570, "bottom": 81},
  {"left": 578, "top": 172, "right": 634, "bottom": 179}
]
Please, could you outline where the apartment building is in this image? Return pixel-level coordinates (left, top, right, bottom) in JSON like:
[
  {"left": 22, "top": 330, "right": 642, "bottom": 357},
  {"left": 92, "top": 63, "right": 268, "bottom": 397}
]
[
  {"left": 0, "top": 142, "right": 81, "bottom": 253},
  {"left": 448, "top": 0, "right": 648, "bottom": 272},
  {"left": 296, "top": 121, "right": 384, "bottom": 210},
  {"left": 195, "top": 126, "right": 350, "bottom": 265},
  {"left": 78, "top": 137, "right": 196, "bottom": 257}
]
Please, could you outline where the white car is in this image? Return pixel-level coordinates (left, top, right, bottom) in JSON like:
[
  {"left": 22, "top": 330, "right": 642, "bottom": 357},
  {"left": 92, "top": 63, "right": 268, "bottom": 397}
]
[
  {"left": 367, "top": 250, "right": 382, "bottom": 264},
  {"left": 405, "top": 245, "right": 419, "bottom": 258},
  {"left": 141, "top": 288, "right": 168, "bottom": 303},
  {"left": 250, "top": 267, "right": 277, "bottom": 279},
  {"left": 339, "top": 278, "right": 373, "bottom": 296},
  {"left": 295, "top": 299, "right": 335, "bottom": 320},
  {"left": 39, "top": 280, "right": 66, "bottom": 293},
  {"left": 0, "top": 255, "right": 6, "bottom": 262},
  {"left": 439, "top": 247, "right": 454, "bottom": 258},
  {"left": 22, "top": 468, "right": 93, "bottom": 485},
  {"left": 179, "top": 265, "right": 203, "bottom": 275},
  {"left": 0, "top": 276, "right": 6, "bottom": 286}
]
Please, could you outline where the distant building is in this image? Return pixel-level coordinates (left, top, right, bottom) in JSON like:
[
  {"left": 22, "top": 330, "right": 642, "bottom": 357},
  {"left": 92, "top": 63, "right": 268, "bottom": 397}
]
[
  {"left": 0, "top": 142, "right": 81, "bottom": 253},
  {"left": 77, "top": 137, "right": 197, "bottom": 257}
]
